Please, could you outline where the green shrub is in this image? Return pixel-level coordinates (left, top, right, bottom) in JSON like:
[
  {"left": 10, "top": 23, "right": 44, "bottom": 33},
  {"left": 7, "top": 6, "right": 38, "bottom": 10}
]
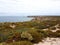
[
  {"left": 21, "top": 31, "right": 33, "bottom": 41},
  {"left": 28, "top": 30, "right": 42, "bottom": 43},
  {"left": 56, "top": 30, "right": 60, "bottom": 33},
  {"left": 4, "top": 41, "right": 33, "bottom": 45},
  {"left": 12, "top": 32, "right": 21, "bottom": 41},
  {"left": 37, "top": 30, "right": 48, "bottom": 38},
  {"left": 45, "top": 30, "right": 53, "bottom": 37},
  {"left": 54, "top": 31, "right": 60, "bottom": 37},
  {"left": 5, "top": 36, "right": 13, "bottom": 43},
  {"left": 5, "top": 32, "right": 21, "bottom": 43},
  {"left": 19, "top": 41, "right": 33, "bottom": 45},
  {"left": 50, "top": 27, "right": 56, "bottom": 30}
]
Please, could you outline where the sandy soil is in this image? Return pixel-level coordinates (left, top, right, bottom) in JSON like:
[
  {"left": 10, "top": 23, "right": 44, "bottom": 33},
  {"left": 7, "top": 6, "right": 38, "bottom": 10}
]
[{"left": 34, "top": 37, "right": 60, "bottom": 45}]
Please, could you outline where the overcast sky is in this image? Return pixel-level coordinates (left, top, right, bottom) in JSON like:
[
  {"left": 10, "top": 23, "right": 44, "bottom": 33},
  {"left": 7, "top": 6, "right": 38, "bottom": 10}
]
[{"left": 0, "top": 0, "right": 60, "bottom": 16}]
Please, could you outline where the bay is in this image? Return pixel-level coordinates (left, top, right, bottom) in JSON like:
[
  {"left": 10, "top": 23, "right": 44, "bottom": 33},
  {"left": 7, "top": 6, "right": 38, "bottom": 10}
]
[{"left": 0, "top": 16, "right": 33, "bottom": 22}]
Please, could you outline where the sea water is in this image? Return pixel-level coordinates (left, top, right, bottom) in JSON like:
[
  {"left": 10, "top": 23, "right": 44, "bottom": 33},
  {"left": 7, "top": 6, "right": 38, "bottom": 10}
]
[{"left": 0, "top": 16, "right": 33, "bottom": 22}]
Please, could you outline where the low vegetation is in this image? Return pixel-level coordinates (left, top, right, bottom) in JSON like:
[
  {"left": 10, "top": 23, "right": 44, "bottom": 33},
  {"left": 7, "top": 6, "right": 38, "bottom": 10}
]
[{"left": 0, "top": 20, "right": 60, "bottom": 45}]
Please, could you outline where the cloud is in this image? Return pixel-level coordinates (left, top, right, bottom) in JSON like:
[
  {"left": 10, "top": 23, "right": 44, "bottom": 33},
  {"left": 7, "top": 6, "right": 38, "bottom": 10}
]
[
  {"left": 16, "top": 0, "right": 60, "bottom": 12},
  {"left": 0, "top": 0, "right": 16, "bottom": 13},
  {"left": 0, "top": 0, "right": 60, "bottom": 16}
]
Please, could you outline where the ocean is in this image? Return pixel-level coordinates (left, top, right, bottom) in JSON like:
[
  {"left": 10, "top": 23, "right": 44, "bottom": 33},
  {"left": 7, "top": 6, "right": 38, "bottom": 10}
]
[{"left": 0, "top": 16, "right": 33, "bottom": 22}]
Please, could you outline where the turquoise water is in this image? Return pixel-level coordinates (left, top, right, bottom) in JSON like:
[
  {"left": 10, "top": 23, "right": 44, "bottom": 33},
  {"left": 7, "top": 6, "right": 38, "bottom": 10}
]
[{"left": 0, "top": 16, "right": 33, "bottom": 22}]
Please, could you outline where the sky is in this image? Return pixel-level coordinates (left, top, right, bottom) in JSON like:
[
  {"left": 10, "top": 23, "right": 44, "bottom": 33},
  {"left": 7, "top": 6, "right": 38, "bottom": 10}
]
[{"left": 0, "top": 0, "right": 60, "bottom": 16}]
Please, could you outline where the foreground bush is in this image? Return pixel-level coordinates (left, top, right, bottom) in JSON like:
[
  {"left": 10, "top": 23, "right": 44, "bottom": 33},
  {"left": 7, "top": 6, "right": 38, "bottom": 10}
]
[
  {"left": 5, "top": 32, "right": 21, "bottom": 43},
  {"left": 37, "top": 30, "right": 48, "bottom": 38},
  {"left": 19, "top": 41, "right": 33, "bottom": 45},
  {"left": 12, "top": 32, "right": 21, "bottom": 41},
  {"left": 3, "top": 41, "right": 33, "bottom": 45},
  {"left": 28, "top": 30, "right": 43, "bottom": 43},
  {"left": 21, "top": 31, "right": 33, "bottom": 41}
]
